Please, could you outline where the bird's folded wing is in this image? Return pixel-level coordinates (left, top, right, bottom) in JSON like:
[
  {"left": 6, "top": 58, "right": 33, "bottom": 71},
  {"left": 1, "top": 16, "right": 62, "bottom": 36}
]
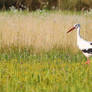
[{"left": 82, "top": 49, "right": 92, "bottom": 54}]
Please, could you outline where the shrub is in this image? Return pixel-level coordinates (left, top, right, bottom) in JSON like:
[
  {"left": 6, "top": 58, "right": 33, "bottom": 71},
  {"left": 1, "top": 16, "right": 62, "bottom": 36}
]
[{"left": 0, "top": 0, "right": 92, "bottom": 11}]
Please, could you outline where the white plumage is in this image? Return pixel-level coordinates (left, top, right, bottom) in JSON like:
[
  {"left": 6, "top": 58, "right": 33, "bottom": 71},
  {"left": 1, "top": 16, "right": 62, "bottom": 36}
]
[{"left": 67, "top": 24, "right": 92, "bottom": 64}]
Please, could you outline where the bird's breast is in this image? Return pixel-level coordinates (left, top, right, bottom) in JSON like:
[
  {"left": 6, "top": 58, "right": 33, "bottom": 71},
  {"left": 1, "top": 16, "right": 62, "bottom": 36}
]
[{"left": 77, "top": 39, "right": 91, "bottom": 50}]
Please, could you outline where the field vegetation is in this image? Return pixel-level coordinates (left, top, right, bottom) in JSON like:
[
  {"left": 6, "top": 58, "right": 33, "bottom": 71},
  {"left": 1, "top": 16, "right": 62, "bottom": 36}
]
[
  {"left": 0, "top": 0, "right": 92, "bottom": 11},
  {"left": 0, "top": 10, "right": 92, "bottom": 52},
  {"left": 0, "top": 60, "right": 92, "bottom": 92},
  {"left": 0, "top": 10, "right": 92, "bottom": 92}
]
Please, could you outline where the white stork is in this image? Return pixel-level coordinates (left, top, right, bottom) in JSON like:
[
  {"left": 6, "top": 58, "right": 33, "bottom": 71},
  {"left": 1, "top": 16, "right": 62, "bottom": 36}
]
[{"left": 67, "top": 24, "right": 92, "bottom": 64}]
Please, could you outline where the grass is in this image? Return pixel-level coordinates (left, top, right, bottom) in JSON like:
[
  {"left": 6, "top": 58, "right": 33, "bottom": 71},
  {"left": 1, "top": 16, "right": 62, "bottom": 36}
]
[
  {"left": 0, "top": 10, "right": 92, "bottom": 92},
  {"left": 0, "top": 48, "right": 85, "bottom": 62},
  {"left": 0, "top": 60, "right": 92, "bottom": 92},
  {"left": 0, "top": 10, "right": 92, "bottom": 52}
]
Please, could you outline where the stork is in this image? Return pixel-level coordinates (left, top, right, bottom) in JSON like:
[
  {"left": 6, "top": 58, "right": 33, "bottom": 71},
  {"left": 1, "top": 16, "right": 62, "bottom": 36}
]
[{"left": 67, "top": 24, "right": 92, "bottom": 64}]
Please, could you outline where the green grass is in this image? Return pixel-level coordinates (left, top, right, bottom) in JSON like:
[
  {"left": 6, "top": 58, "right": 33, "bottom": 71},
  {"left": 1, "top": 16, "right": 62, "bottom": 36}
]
[
  {"left": 0, "top": 9, "right": 84, "bottom": 16},
  {"left": 0, "top": 10, "right": 91, "bottom": 92},
  {"left": 0, "top": 47, "right": 86, "bottom": 62},
  {"left": 0, "top": 59, "right": 92, "bottom": 92},
  {"left": 0, "top": 48, "right": 91, "bottom": 92}
]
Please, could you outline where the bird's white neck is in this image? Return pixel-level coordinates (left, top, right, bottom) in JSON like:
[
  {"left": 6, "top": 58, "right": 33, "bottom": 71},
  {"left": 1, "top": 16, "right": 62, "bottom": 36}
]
[
  {"left": 77, "top": 27, "right": 82, "bottom": 44},
  {"left": 77, "top": 27, "right": 80, "bottom": 37}
]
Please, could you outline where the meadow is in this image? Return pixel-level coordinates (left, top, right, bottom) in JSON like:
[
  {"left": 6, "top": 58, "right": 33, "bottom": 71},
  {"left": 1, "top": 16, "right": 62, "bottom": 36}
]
[{"left": 0, "top": 10, "right": 92, "bottom": 92}]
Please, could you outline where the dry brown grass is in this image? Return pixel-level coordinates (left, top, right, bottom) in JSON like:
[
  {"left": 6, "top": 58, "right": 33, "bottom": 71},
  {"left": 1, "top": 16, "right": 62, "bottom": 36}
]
[{"left": 0, "top": 12, "right": 92, "bottom": 52}]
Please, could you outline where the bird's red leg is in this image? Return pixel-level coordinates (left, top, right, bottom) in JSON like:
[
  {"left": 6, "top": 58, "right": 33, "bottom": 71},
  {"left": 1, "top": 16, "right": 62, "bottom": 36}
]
[{"left": 85, "top": 58, "right": 90, "bottom": 64}]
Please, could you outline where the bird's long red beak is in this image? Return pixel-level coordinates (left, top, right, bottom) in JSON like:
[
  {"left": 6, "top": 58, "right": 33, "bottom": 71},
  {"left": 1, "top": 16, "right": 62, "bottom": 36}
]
[{"left": 67, "top": 27, "right": 75, "bottom": 33}]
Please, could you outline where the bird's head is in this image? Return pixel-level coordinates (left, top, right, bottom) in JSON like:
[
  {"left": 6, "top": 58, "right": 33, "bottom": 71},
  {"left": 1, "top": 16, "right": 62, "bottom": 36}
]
[{"left": 67, "top": 24, "right": 80, "bottom": 33}]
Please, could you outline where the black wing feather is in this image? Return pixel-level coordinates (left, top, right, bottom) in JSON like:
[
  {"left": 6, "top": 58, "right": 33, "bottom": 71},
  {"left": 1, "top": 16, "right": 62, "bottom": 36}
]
[
  {"left": 90, "top": 43, "right": 92, "bottom": 45},
  {"left": 82, "top": 49, "right": 92, "bottom": 54}
]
